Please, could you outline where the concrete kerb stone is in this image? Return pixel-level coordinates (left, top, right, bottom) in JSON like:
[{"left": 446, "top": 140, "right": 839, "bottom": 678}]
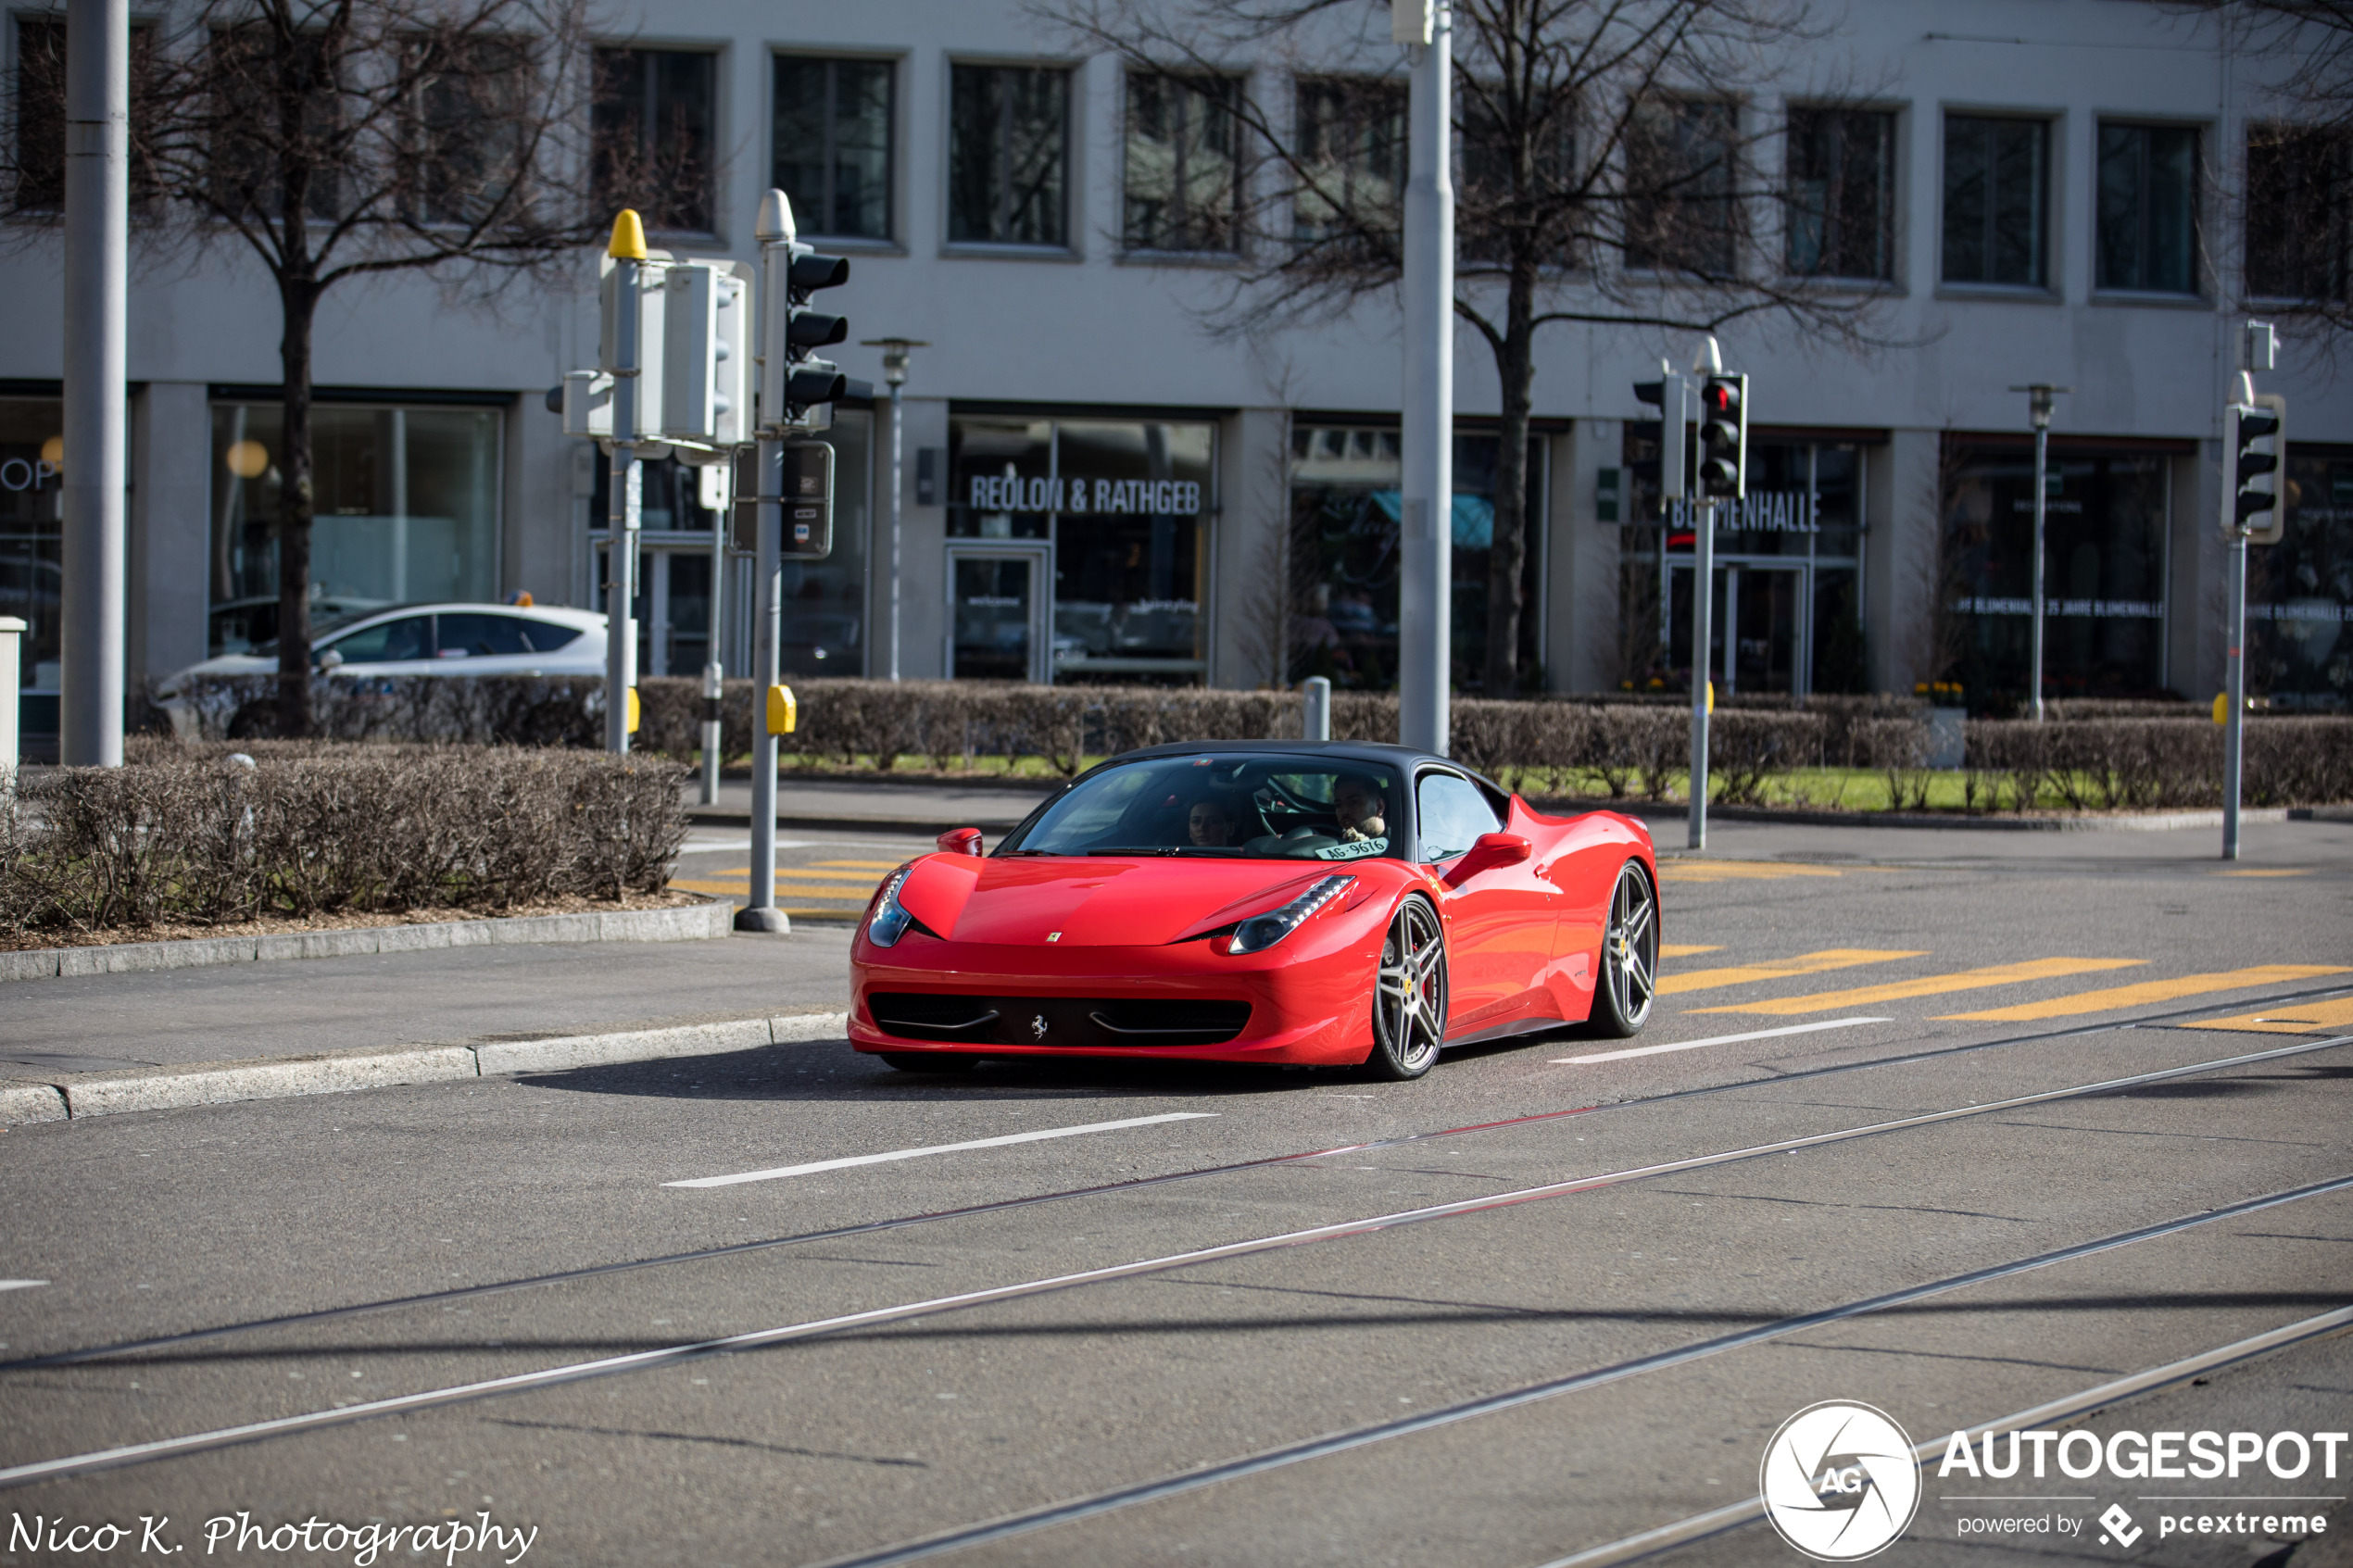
[
  {"left": 1, "top": 897, "right": 736, "bottom": 984},
  {"left": 1, "top": 1010, "right": 852, "bottom": 1125}
]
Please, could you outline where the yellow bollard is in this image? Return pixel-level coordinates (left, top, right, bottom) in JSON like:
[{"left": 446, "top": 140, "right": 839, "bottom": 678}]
[
  {"left": 2211, "top": 692, "right": 2229, "bottom": 725},
  {"left": 625, "top": 688, "right": 640, "bottom": 734}
]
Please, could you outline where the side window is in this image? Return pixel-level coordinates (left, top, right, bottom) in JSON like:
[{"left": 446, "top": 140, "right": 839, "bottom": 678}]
[
  {"left": 520, "top": 620, "right": 586, "bottom": 653},
  {"left": 436, "top": 613, "right": 536, "bottom": 657},
  {"left": 1416, "top": 771, "right": 1502, "bottom": 862},
  {"left": 326, "top": 615, "right": 433, "bottom": 664}
]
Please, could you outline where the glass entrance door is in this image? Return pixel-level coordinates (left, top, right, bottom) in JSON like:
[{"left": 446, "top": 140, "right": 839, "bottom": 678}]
[
  {"left": 597, "top": 545, "right": 716, "bottom": 678},
  {"left": 1667, "top": 561, "right": 1811, "bottom": 697},
  {"left": 948, "top": 545, "right": 1051, "bottom": 682}
]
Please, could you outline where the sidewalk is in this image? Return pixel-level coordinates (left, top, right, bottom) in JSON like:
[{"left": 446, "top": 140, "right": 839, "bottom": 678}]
[{"left": 686, "top": 774, "right": 1056, "bottom": 834}]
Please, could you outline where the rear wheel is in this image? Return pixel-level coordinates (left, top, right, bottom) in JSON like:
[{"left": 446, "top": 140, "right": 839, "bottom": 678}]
[
  {"left": 1587, "top": 860, "right": 1658, "bottom": 1038},
  {"left": 876, "top": 1052, "right": 981, "bottom": 1073},
  {"left": 1366, "top": 897, "right": 1446, "bottom": 1080}
]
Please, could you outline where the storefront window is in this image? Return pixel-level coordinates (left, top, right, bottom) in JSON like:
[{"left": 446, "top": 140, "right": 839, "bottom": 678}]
[
  {"left": 1617, "top": 432, "right": 1864, "bottom": 696},
  {"left": 209, "top": 401, "right": 502, "bottom": 655},
  {"left": 1942, "top": 439, "right": 2170, "bottom": 700},
  {"left": 0, "top": 398, "right": 64, "bottom": 718},
  {"left": 1286, "top": 426, "right": 1543, "bottom": 693},
  {"left": 2251, "top": 446, "right": 2353, "bottom": 709},
  {"left": 948, "top": 413, "right": 1212, "bottom": 681}
]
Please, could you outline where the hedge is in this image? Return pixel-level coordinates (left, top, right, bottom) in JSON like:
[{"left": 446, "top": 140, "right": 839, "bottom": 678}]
[
  {"left": 2, "top": 741, "right": 688, "bottom": 935},
  {"left": 167, "top": 674, "right": 2353, "bottom": 809}
]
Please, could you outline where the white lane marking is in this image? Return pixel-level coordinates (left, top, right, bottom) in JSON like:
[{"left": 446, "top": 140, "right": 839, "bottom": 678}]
[
  {"left": 664, "top": 1112, "right": 1220, "bottom": 1188},
  {"left": 1552, "top": 1016, "right": 1892, "bottom": 1065},
  {"left": 0, "top": 1280, "right": 47, "bottom": 1292},
  {"left": 681, "top": 834, "right": 817, "bottom": 853}
]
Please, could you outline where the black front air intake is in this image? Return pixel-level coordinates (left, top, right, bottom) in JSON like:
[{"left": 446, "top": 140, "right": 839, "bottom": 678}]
[{"left": 868, "top": 995, "right": 1251, "bottom": 1047}]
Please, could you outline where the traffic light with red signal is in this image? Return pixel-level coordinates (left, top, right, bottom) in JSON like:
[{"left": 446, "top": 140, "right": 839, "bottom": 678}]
[{"left": 1697, "top": 373, "right": 1746, "bottom": 500}]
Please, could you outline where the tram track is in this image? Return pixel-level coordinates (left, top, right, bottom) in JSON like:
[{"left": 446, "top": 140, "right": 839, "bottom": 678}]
[
  {"left": 3, "top": 1032, "right": 2344, "bottom": 1495},
  {"left": 10, "top": 982, "right": 2344, "bottom": 1379}
]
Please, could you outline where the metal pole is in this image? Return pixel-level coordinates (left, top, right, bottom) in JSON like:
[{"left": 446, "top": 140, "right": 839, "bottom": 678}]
[
  {"left": 2030, "top": 420, "right": 2048, "bottom": 722},
  {"left": 2222, "top": 533, "right": 2246, "bottom": 861},
  {"left": 699, "top": 457, "right": 725, "bottom": 805},
  {"left": 888, "top": 377, "right": 904, "bottom": 681},
  {"left": 603, "top": 248, "right": 639, "bottom": 756},
  {"left": 60, "top": 0, "right": 127, "bottom": 767},
  {"left": 1397, "top": 2, "right": 1453, "bottom": 756},
  {"left": 739, "top": 433, "right": 786, "bottom": 932},
  {"left": 1688, "top": 496, "right": 1713, "bottom": 850},
  {"left": 1302, "top": 674, "right": 1331, "bottom": 741}
]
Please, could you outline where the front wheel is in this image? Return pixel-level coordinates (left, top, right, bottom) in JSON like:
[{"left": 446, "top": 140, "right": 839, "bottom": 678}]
[
  {"left": 1587, "top": 860, "right": 1658, "bottom": 1038},
  {"left": 1366, "top": 897, "right": 1447, "bottom": 1080}
]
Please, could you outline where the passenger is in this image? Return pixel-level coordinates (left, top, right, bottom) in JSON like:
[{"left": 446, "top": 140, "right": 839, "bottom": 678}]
[
  {"left": 1332, "top": 775, "right": 1389, "bottom": 843},
  {"left": 1188, "top": 797, "right": 1239, "bottom": 847}
]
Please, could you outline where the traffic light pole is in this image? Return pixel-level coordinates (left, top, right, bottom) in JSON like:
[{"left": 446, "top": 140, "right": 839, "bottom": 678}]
[
  {"left": 2030, "top": 418, "right": 2048, "bottom": 723},
  {"left": 699, "top": 457, "right": 726, "bottom": 806},
  {"left": 1396, "top": 0, "right": 1453, "bottom": 757},
  {"left": 1689, "top": 496, "right": 1713, "bottom": 850},
  {"left": 60, "top": 0, "right": 128, "bottom": 767},
  {"left": 739, "top": 433, "right": 786, "bottom": 932},
  {"left": 603, "top": 239, "right": 642, "bottom": 757},
  {"left": 2222, "top": 530, "right": 2246, "bottom": 861}
]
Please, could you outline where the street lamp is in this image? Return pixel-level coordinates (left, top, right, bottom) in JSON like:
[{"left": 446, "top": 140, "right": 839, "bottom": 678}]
[
  {"left": 2008, "top": 383, "right": 2070, "bottom": 721},
  {"left": 861, "top": 338, "right": 927, "bottom": 683}
]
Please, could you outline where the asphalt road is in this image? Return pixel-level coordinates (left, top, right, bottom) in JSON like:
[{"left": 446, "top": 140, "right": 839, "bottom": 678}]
[{"left": 2, "top": 818, "right": 2349, "bottom": 1568}]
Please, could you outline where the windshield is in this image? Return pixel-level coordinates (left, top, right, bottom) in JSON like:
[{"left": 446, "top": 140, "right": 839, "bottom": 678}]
[{"left": 1003, "top": 754, "right": 1402, "bottom": 861}]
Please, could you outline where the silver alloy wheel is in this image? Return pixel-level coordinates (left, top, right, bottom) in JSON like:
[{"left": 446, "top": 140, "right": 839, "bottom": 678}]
[
  {"left": 1603, "top": 861, "right": 1658, "bottom": 1031},
  {"left": 1373, "top": 897, "right": 1447, "bottom": 1076}
]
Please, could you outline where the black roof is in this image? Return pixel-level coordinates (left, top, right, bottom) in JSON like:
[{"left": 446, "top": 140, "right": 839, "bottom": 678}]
[{"left": 1099, "top": 740, "right": 1505, "bottom": 797}]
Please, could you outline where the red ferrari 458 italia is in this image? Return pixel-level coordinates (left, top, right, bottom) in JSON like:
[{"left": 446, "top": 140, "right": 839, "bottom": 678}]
[{"left": 849, "top": 742, "right": 1659, "bottom": 1081}]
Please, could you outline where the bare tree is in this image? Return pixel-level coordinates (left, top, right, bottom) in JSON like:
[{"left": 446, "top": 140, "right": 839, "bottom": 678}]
[
  {"left": 1040, "top": 0, "right": 1897, "bottom": 697},
  {"left": 6, "top": 0, "right": 613, "bottom": 734}
]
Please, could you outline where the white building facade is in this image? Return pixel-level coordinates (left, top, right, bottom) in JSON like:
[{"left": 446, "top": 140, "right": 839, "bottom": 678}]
[{"left": 4, "top": 0, "right": 2347, "bottom": 734}]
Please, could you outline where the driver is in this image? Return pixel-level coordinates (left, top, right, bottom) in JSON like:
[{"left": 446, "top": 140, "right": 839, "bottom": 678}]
[
  {"left": 1332, "top": 774, "right": 1389, "bottom": 843},
  {"left": 1187, "top": 796, "right": 1239, "bottom": 847}
]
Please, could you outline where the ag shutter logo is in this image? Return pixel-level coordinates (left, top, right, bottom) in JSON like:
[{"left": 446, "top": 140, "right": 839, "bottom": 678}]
[{"left": 1762, "top": 1401, "right": 1923, "bottom": 1561}]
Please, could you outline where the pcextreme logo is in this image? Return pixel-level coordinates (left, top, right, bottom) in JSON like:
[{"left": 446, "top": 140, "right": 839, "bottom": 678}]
[{"left": 1760, "top": 1401, "right": 1922, "bottom": 1562}]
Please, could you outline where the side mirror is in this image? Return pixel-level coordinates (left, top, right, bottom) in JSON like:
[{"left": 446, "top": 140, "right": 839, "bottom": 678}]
[
  {"left": 936, "top": 827, "right": 984, "bottom": 857},
  {"left": 1445, "top": 832, "right": 1530, "bottom": 887},
  {"left": 315, "top": 647, "right": 344, "bottom": 671}
]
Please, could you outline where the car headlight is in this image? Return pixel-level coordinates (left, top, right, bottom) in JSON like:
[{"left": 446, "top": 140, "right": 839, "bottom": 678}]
[
  {"left": 1227, "top": 875, "right": 1354, "bottom": 957},
  {"left": 866, "top": 866, "right": 916, "bottom": 947}
]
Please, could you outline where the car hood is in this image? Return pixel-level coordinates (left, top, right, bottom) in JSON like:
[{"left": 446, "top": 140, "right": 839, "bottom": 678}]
[{"left": 896, "top": 855, "right": 1353, "bottom": 947}]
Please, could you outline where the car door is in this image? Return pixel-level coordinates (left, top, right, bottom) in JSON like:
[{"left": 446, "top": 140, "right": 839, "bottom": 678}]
[
  {"left": 1417, "top": 770, "right": 1551, "bottom": 1025},
  {"left": 434, "top": 611, "right": 584, "bottom": 674}
]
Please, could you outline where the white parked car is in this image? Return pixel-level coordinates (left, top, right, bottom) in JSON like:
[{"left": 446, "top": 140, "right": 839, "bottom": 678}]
[{"left": 155, "top": 602, "right": 609, "bottom": 739}]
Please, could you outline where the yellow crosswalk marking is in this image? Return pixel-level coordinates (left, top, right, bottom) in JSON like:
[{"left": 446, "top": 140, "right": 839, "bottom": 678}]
[
  {"left": 1935, "top": 965, "right": 2352, "bottom": 1022},
  {"left": 2217, "top": 869, "right": 2311, "bottom": 878},
  {"left": 704, "top": 867, "right": 882, "bottom": 881},
  {"left": 1659, "top": 944, "right": 1722, "bottom": 959},
  {"left": 813, "top": 860, "right": 909, "bottom": 869},
  {"left": 1690, "top": 957, "right": 2145, "bottom": 1015},
  {"left": 1659, "top": 948, "right": 1926, "bottom": 997},
  {"left": 667, "top": 878, "right": 873, "bottom": 900},
  {"left": 1657, "top": 861, "right": 1844, "bottom": 884},
  {"left": 2176, "top": 994, "right": 2353, "bottom": 1035}
]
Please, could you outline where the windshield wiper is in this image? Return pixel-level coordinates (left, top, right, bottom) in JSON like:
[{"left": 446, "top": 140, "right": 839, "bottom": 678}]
[{"left": 1087, "top": 847, "right": 1188, "bottom": 857}]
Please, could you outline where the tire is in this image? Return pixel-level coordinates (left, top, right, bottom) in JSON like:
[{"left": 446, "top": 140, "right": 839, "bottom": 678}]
[
  {"left": 876, "top": 1052, "right": 981, "bottom": 1073},
  {"left": 1587, "top": 859, "right": 1659, "bottom": 1038},
  {"left": 1366, "top": 896, "right": 1447, "bottom": 1080}
]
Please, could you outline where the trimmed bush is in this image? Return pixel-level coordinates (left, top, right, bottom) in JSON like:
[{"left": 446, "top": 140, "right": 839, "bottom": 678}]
[{"left": 2, "top": 744, "right": 688, "bottom": 935}]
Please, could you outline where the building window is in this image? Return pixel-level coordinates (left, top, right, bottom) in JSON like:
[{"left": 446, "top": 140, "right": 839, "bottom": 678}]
[
  {"left": 1287, "top": 426, "right": 1543, "bottom": 693},
  {"left": 1626, "top": 97, "right": 1739, "bottom": 276},
  {"left": 2096, "top": 122, "right": 2198, "bottom": 294},
  {"left": 947, "top": 415, "right": 1214, "bottom": 681},
  {"left": 772, "top": 56, "right": 892, "bottom": 242},
  {"left": 1942, "top": 115, "right": 2049, "bottom": 287},
  {"left": 1292, "top": 77, "right": 1405, "bottom": 250},
  {"left": 592, "top": 47, "right": 716, "bottom": 234},
  {"left": 2246, "top": 125, "right": 2350, "bottom": 302},
  {"left": 1458, "top": 91, "right": 1575, "bottom": 264},
  {"left": 1124, "top": 72, "right": 1241, "bottom": 253},
  {"left": 2248, "top": 445, "right": 2353, "bottom": 710},
  {"left": 208, "top": 402, "right": 503, "bottom": 656},
  {"left": 1785, "top": 107, "right": 1894, "bottom": 281},
  {"left": 408, "top": 37, "right": 533, "bottom": 227},
  {"left": 948, "top": 64, "right": 1070, "bottom": 247},
  {"left": 1942, "top": 439, "right": 2169, "bottom": 700}
]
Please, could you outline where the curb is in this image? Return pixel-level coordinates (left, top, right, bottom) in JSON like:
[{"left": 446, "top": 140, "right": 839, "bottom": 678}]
[
  {"left": 1, "top": 1010, "right": 851, "bottom": 1125},
  {"left": 0, "top": 899, "right": 735, "bottom": 985}
]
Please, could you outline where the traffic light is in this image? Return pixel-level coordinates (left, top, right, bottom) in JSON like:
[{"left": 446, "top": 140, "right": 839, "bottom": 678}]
[
  {"left": 1630, "top": 364, "right": 1687, "bottom": 502},
  {"left": 2223, "top": 393, "right": 2287, "bottom": 545},
  {"left": 757, "top": 192, "right": 851, "bottom": 428},
  {"left": 1698, "top": 372, "right": 1746, "bottom": 499},
  {"left": 661, "top": 260, "right": 751, "bottom": 445},
  {"left": 593, "top": 245, "right": 667, "bottom": 440}
]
